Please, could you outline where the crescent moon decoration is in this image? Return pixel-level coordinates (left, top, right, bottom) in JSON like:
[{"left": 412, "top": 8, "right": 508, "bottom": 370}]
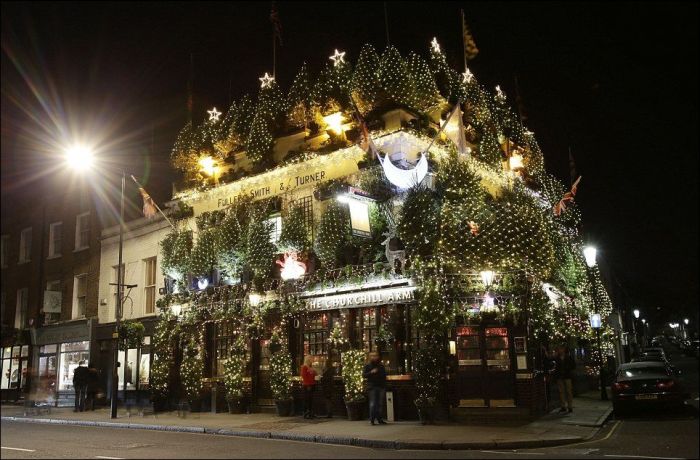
[{"left": 379, "top": 152, "right": 429, "bottom": 190}]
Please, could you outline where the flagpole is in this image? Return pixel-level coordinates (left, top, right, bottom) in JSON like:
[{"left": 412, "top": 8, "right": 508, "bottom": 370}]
[
  {"left": 130, "top": 175, "right": 177, "bottom": 230},
  {"left": 384, "top": 2, "right": 390, "bottom": 47},
  {"left": 461, "top": 9, "right": 467, "bottom": 72}
]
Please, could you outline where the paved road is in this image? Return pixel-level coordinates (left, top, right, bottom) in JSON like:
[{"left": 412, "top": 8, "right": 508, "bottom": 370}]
[{"left": 2, "top": 341, "right": 696, "bottom": 460}]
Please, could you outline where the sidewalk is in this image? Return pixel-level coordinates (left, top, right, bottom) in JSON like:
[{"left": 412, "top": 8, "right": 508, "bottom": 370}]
[{"left": 1, "top": 392, "right": 612, "bottom": 450}]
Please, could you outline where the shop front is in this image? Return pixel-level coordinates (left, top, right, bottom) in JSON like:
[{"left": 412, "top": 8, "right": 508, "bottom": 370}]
[
  {"left": 31, "top": 319, "right": 93, "bottom": 407},
  {"left": 95, "top": 318, "right": 156, "bottom": 408}
]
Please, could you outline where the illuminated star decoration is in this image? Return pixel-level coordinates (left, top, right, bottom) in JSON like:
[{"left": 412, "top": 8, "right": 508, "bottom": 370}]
[
  {"left": 259, "top": 72, "right": 275, "bottom": 89},
  {"left": 431, "top": 37, "right": 441, "bottom": 53},
  {"left": 462, "top": 68, "right": 474, "bottom": 83},
  {"left": 329, "top": 49, "right": 346, "bottom": 67},
  {"left": 207, "top": 107, "right": 222, "bottom": 122}
]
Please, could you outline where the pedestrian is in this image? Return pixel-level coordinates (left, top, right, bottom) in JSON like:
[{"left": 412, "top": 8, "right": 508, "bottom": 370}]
[
  {"left": 320, "top": 361, "right": 335, "bottom": 418},
  {"left": 72, "top": 360, "right": 89, "bottom": 412},
  {"left": 363, "top": 351, "right": 387, "bottom": 425},
  {"left": 301, "top": 355, "right": 317, "bottom": 419},
  {"left": 86, "top": 363, "right": 100, "bottom": 411},
  {"left": 554, "top": 346, "right": 576, "bottom": 413}
]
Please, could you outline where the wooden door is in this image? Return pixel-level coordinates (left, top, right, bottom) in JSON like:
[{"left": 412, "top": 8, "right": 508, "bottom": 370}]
[{"left": 483, "top": 327, "right": 515, "bottom": 406}]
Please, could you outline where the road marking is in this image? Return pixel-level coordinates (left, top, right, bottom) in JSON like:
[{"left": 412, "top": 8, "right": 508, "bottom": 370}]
[
  {"left": 604, "top": 455, "right": 685, "bottom": 460},
  {"left": 1, "top": 447, "right": 36, "bottom": 452},
  {"left": 95, "top": 456, "right": 125, "bottom": 459}
]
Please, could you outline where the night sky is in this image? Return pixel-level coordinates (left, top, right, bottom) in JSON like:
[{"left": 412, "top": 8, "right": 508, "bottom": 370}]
[{"left": 2, "top": 2, "right": 697, "bottom": 328}]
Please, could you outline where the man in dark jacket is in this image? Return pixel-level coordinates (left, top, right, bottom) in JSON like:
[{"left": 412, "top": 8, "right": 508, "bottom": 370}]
[
  {"left": 320, "top": 362, "right": 335, "bottom": 418},
  {"left": 72, "top": 361, "right": 89, "bottom": 412},
  {"left": 553, "top": 346, "right": 576, "bottom": 413},
  {"left": 86, "top": 363, "right": 100, "bottom": 411},
  {"left": 362, "top": 352, "right": 387, "bottom": 425}
]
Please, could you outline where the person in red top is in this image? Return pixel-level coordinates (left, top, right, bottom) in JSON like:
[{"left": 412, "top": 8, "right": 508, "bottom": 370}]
[{"left": 301, "top": 356, "right": 317, "bottom": 419}]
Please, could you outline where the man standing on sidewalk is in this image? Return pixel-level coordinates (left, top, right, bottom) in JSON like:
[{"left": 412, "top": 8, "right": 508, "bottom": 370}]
[
  {"left": 554, "top": 346, "right": 576, "bottom": 413},
  {"left": 72, "top": 361, "right": 89, "bottom": 412},
  {"left": 363, "top": 352, "right": 387, "bottom": 425}
]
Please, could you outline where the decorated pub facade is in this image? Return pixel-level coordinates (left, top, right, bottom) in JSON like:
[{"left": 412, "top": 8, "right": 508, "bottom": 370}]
[{"left": 148, "top": 40, "right": 615, "bottom": 421}]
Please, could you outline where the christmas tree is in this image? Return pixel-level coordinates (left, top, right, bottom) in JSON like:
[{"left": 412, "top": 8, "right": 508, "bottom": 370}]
[
  {"left": 377, "top": 46, "right": 413, "bottom": 107},
  {"left": 314, "top": 201, "right": 349, "bottom": 270},
  {"left": 232, "top": 94, "right": 255, "bottom": 144},
  {"left": 189, "top": 228, "right": 218, "bottom": 277},
  {"left": 406, "top": 51, "right": 441, "bottom": 113},
  {"left": 277, "top": 205, "right": 311, "bottom": 254},
  {"left": 350, "top": 43, "right": 380, "bottom": 114},
  {"left": 244, "top": 210, "right": 276, "bottom": 282},
  {"left": 286, "top": 63, "right": 312, "bottom": 129},
  {"left": 246, "top": 109, "right": 274, "bottom": 167}
]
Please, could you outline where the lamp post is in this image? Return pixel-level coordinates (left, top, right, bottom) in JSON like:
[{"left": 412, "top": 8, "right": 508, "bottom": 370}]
[
  {"left": 632, "top": 309, "right": 640, "bottom": 355},
  {"left": 583, "top": 245, "right": 608, "bottom": 400},
  {"left": 65, "top": 146, "right": 126, "bottom": 419}
]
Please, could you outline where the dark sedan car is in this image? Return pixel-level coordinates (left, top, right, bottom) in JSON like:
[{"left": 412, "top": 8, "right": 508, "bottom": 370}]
[{"left": 612, "top": 362, "right": 689, "bottom": 415}]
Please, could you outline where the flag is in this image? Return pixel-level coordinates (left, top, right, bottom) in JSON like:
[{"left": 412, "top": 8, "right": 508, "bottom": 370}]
[
  {"left": 270, "top": 2, "right": 283, "bottom": 46},
  {"left": 138, "top": 187, "right": 158, "bottom": 219},
  {"left": 462, "top": 10, "right": 479, "bottom": 61},
  {"left": 553, "top": 176, "right": 581, "bottom": 216}
]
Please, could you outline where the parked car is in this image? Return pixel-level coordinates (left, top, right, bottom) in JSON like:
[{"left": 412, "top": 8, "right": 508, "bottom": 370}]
[
  {"left": 643, "top": 347, "right": 667, "bottom": 358},
  {"left": 612, "top": 362, "right": 689, "bottom": 415},
  {"left": 692, "top": 340, "right": 700, "bottom": 358}
]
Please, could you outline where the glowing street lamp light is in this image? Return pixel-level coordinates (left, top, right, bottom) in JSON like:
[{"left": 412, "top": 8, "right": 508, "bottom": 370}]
[
  {"left": 65, "top": 144, "right": 94, "bottom": 172},
  {"left": 583, "top": 246, "right": 597, "bottom": 268},
  {"left": 641, "top": 318, "right": 646, "bottom": 324},
  {"left": 633, "top": 309, "right": 640, "bottom": 319},
  {"left": 684, "top": 318, "right": 689, "bottom": 325}
]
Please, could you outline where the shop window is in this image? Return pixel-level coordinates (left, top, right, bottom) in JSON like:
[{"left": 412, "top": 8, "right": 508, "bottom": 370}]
[
  {"left": 15, "top": 288, "right": 28, "bottom": 329},
  {"left": 19, "top": 227, "right": 32, "bottom": 263},
  {"left": 0, "top": 346, "right": 27, "bottom": 390},
  {"left": 75, "top": 212, "right": 90, "bottom": 250},
  {"left": 58, "top": 341, "right": 90, "bottom": 391},
  {"left": 72, "top": 274, "right": 87, "bottom": 319},
  {"left": 48, "top": 222, "right": 62, "bottom": 258},
  {"left": 303, "top": 312, "right": 329, "bottom": 369},
  {"left": 38, "top": 345, "right": 58, "bottom": 401},
  {"left": 143, "top": 257, "right": 157, "bottom": 315},
  {"left": 485, "top": 327, "right": 510, "bottom": 371},
  {"left": 115, "top": 335, "right": 151, "bottom": 391}
]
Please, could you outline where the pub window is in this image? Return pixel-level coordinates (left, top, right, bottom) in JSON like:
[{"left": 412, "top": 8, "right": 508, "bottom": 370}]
[
  {"left": 214, "top": 321, "right": 248, "bottom": 377},
  {"left": 289, "top": 195, "right": 314, "bottom": 239},
  {"left": 303, "top": 312, "right": 329, "bottom": 369},
  {"left": 266, "top": 214, "right": 282, "bottom": 244},
  {"left": 485, "top": 327, "right": 510, "bottom": 371},
  {"left": 356, "top": 307, "right": 379, "bottom": 354}
]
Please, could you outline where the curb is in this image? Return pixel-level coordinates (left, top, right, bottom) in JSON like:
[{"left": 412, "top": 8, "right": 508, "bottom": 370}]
[{"left": 0, "top": 416, "right": 586, "bottom": 450}]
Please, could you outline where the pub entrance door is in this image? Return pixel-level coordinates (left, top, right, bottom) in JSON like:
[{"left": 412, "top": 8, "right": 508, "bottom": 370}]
[
  {"left": 455, "top": 325, "right": 515, "bottom": 407},
  {"left": 252, "top": 338, "right": 274, "bottom": 406}
]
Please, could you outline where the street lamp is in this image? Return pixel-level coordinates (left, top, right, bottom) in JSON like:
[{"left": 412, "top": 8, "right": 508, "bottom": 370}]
[
  {"left": 480, "top": 270, "right": 495, "bottom": 289},
  {"left": 589, "top": 313, "right": 608, "bottom": 400},
  {"left": 583, "top": 246, "right": 597, "bottom": 268},
  {"left": 584, "top": 245, "right": 607, "bottom": 400},
  {"left": 684, "top": 318, "right": 689, "bottom": 325},
  {"left": 633, "top": 309, "right": 640, "bottom": 319},
  {"left": 65, "top": 146, "right": 126, "bottom": 419}
]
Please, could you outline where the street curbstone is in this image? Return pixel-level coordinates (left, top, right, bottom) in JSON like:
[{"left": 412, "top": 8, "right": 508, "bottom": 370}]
[
  {"left": 313, "top": 434, "right": 357, "bottom": 446},
  {"left": 395, "top": 440, "right": 445, "bottom": 450},
  {"left": 442, "top": 441, "right": 497, "bottom": 450}
]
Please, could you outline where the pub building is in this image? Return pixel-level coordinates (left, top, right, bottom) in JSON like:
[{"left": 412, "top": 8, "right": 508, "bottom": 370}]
[{"left": 159, "top": 119, "right": 550, "bottom": 420}]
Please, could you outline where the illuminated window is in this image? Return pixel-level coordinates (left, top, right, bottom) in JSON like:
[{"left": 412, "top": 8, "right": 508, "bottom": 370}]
[
  {"left": 266, "top": 214, "right": 282, "bottom": 244},
  {"left": 44, "top": 280, "right": 62, "bottom": 325}
]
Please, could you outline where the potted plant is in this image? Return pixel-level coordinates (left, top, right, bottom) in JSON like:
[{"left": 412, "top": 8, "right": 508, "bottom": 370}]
[
  {"left": 341, "top": 349, "right": 366, "bottom": 420},
  {"left": 223, "top": 339, "right": 248, "bottom": 414},
  {"left": 270, "top": 350, "right": 294, "bottom": 416},
  {"left": 412, "top": 347, "right": 442, "bottom": 424}
]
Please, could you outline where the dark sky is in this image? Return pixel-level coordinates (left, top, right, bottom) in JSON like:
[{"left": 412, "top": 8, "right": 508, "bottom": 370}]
[{"left": 2, "top": 2, "right": 698, "bottom": 327}]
